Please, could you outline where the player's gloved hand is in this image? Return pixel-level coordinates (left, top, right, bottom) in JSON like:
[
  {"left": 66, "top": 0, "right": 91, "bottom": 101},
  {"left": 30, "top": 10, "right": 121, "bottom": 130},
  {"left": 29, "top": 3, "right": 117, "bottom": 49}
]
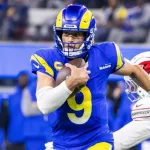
[
  {"left": 132, "top": 97, "right": 150, "bottom": 121},
  {"left": 65, "top": 62, "right": 90, "bottom": 90},
  {"left": 45, "top": 142, "right": 54, "bottom": 150}
]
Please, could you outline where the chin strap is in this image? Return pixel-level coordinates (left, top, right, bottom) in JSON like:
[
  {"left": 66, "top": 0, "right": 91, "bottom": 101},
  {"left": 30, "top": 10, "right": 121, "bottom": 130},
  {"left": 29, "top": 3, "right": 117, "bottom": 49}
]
[{"left": 83, "top": 54, "right": 88, "bottom": 62}]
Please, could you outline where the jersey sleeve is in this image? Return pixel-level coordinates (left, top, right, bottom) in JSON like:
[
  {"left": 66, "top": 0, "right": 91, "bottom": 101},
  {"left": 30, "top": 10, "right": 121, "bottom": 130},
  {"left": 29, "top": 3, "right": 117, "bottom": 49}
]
[
  {"left": 30, "top": 49, "right": 55, "bottom": 78},
  {"left": 104, "top": 42, "right": 125, "bottom": 73},
  {"left": 113, "top": 43, "right": 125, "bottom": 72}
]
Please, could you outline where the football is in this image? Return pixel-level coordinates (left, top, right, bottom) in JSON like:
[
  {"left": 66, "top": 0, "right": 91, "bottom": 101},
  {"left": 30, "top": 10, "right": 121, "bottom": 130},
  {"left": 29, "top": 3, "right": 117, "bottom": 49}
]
[{"left": 56, "top": 58, "right": 85, "bottom": 98}]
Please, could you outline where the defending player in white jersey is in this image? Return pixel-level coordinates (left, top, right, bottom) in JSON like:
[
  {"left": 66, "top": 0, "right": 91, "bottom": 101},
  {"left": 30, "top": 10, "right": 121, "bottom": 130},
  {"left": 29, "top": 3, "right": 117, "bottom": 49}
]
[{"left": 114, "top": 51, "right": 150, "bottom": 150}]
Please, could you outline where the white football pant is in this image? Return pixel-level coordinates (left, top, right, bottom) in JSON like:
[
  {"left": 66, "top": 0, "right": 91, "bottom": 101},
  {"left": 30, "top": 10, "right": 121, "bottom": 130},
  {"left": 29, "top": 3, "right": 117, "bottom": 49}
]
[{"left": 114, "top": 121, "right": 150, "bottom": 150}]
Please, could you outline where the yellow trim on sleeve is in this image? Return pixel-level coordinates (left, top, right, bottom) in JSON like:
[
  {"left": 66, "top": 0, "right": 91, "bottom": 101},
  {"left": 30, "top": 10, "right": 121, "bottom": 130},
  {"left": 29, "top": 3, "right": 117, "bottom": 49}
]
[
  {"left": 30, "top": 55, "right": 38, "bottom": 63},
  {"left": 114, "top": 43, "right": 123, "bottom": 70},
  {"left": 80, "top": 10, "right": 92, "bottom": 29},
  {"left": 30, "top": 54, "right": 54, "bottom": 77},
  {"left": 88, "top": 142, "right": 112, "bottom": 150}
]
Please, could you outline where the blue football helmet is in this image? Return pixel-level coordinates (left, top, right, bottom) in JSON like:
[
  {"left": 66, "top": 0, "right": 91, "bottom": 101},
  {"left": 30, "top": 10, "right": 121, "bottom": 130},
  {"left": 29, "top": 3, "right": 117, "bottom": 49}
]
[{"left": 53, "top": 4, "right": 97, "bottom": 59}]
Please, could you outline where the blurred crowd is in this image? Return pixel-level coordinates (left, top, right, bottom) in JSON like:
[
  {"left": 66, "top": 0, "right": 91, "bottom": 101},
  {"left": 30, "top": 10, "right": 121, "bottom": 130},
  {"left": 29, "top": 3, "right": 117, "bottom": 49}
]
[
  {"left": 0, "top": 71, "right": 52, "bottom": 150},
  {"left": 0, "top": 0, "right": 150, "bottom": 43}
]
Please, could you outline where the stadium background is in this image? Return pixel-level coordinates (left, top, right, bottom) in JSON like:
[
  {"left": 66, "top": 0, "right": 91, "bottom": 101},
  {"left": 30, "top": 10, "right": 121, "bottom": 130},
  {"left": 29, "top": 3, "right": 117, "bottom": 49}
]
[{"left": 0, "top": 0, "right": 150, "bottom": 150}]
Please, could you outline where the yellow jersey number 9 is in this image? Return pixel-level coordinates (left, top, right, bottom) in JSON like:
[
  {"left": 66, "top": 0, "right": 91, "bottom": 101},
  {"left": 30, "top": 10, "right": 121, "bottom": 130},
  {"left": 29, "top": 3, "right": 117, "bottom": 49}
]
[{"left": 67, "top": 86, "right": 92, "bottom": 124}]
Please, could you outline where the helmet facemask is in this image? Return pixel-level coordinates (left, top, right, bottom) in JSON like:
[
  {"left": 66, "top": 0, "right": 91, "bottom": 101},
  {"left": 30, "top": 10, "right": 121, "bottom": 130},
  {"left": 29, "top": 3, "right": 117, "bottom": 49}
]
[
  {"left": 124, "top": 76, "right": 149, "bottom": 102},
  {"left": 54, "top": 28, "right": 96, "bottom": 59}
]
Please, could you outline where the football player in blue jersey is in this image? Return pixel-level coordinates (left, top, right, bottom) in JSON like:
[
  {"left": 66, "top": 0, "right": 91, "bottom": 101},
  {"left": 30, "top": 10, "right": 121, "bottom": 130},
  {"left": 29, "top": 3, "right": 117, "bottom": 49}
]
[{"left": 30, "top": 4, "right": 150, "bottom": 150}]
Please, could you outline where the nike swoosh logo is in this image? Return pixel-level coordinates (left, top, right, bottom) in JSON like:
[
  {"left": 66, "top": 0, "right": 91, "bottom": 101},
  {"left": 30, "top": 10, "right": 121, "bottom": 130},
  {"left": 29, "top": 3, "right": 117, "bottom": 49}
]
[
  {"left": 135, "top": 104, "right": 143, "bottom": 107},
  {"left": 33, "top": 63, "right": 40, "bottom": 69}
]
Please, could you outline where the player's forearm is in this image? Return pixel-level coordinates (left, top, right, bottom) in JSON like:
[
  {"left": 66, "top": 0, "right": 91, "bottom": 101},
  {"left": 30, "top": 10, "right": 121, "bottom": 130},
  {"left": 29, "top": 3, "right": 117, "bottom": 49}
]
[
  {"left": 36, "top": 81, "right": 72, "bottom": 114},
  {"left": 130, "top": 65, "right": 150, "bottom": 91}
]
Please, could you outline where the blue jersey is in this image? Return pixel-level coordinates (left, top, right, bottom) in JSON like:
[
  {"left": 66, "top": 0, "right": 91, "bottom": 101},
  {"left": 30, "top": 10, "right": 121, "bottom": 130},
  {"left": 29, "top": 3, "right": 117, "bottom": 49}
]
[{"left": 30, "top": 42, "right": 125, "bottom": 149}]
